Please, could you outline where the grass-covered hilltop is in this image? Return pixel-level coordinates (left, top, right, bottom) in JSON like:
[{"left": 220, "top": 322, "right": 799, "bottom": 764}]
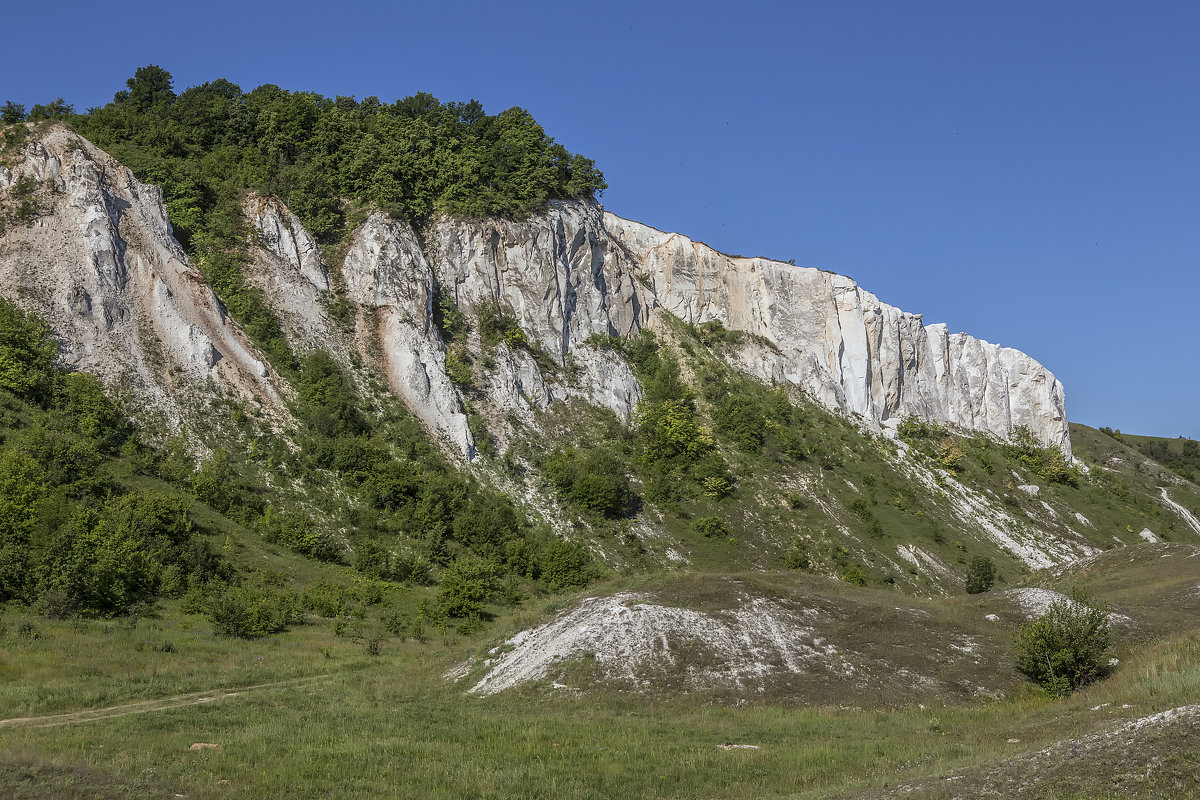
[{"left": 1, "top": 68, "right": 1199, "bottom": 799}]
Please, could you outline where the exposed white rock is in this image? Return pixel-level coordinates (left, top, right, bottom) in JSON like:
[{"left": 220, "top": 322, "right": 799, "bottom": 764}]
[
  {"left": 241, "top": 196, "right": 345, "bottom": 360},
  {"left": 247, "top": 195, "right": 329, "bottom": 291},
  {"left": 342, "top": 213, "right": 475, "bottom": 457},
  {"left": 1160, "top": 487, "right": 1200, "bottom": 535},
  {"left": 1005, "top": 588, "right": 1130, "bottom": 623},
  {"left": 468, "top": 592, "right": 847, "bottom": 695},
  {"left": 896, "top": 544, "right": 958, "bottom": 592},
  {"left": 603, "top": 211, "right": 1070, "bottom": 454},
  {"left": 0, "top": 127, "right": 283, "bottom": 429},
  {"left": 1018, "top": 484, "right": 1041, "bottom": 496},
  {"left": 1139, "top": 528, "right": 1159, "bottom": 543},
  {"left": 429, "top": 201, "right": 643, "bottom": 422}
]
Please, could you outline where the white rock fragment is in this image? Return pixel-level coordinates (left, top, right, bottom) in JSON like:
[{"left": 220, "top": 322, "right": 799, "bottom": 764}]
[
  {"left": 1018, "top": 484, "right": 1041, "bottom": 496},
  {"left": 1139, "top": 529, "right": 1159, "bottom": 543}
]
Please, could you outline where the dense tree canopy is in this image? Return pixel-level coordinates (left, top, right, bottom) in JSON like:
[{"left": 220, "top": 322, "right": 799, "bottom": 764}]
[{"left": 71, "top": 66, "right": 606, "bottom": 245}]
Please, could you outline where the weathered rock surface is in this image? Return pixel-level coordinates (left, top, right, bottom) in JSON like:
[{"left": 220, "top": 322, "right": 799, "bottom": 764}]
[
  {"left": 0, "top": 127, "right": 282, "bottom": 429},
  {"left": 603, "top": 212, "right": 1071, "bottom": 454},
  {"left": 425, "top": 198, "right": 1070, "bottom": 452},
  {"left": 242, "top": 195, "right": 342, "bottom": 359},
  {"left": 429, "top": 201, "right": 644, "bottom": 423},
  {"left": 341, "top": 213, "right": 474, "bottom": 457},
  {"left": 1, "top": 128, "right": 1071, "bottom": 459}
]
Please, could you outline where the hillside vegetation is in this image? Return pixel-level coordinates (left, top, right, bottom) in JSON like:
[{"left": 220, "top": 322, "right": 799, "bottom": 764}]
[{"left": 2, "top": 70, "right": 1200, "bottom": 799}]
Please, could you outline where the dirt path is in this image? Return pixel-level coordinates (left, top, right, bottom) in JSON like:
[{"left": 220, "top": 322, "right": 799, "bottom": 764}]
[
  {"left": 1161, "top": 487, "right": 1200, "bottom": 535},
  {"left": 0, "top": 675, "right": 328, "bottom": 730}
]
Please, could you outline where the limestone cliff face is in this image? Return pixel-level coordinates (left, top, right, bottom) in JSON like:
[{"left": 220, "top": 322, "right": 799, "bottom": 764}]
[
  {"left": 428, "top": 200, "right": 643, "bottom": 425},
  {"left": 427, "top": 201, "right": 1069, "bottom": 453},
  {"left": 340, "top": 213, "right": 475, "bottom": 456},
  {"left": 602, "top": 213, "right": 1071, "bottom": 454},
  {"left": 0, "top": 127, "right": 282, "bottom": 430},
  {"left": 0, "top": 128, "right": 1070, "bottom": 456}
]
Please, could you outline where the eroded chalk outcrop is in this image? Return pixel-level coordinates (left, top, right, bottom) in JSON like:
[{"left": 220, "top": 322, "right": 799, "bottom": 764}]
[
  {"left": 604, "top": 212, "right": 1070, "bottom": 454},
  {"left": 0, "top": 127, "right": 283, "bottom": 429}
]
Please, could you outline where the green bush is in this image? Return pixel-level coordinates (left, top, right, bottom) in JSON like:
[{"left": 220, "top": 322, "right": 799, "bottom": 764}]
[
  {"left": 842, "top": 565, "right": 868, "bottom": 586},
  {"left": 537, "top": 538, "right": 594, "bottom": 590},
  {"left": 1014, "top": 589, "right": 1112, "bottom": 696},
  {"left": 437, "top": 556, "right": 500, "bottom": 618},
  {"left": 1007, "top": 426, "right": 1080, "bottom": 486},
  {"left": 208, "top": 585, "right": 299, "bottom": 638},
  {"left": 964, "top": 556, "right": 997, "bottom": 594},
  {"left": 544, "top": 446, "right": 633, "bottom": 518},
  {"left": 0, "top": 298, "right": 58, "bottom": 402},
  {"left": 694, "top": 516, "right": 729, "bottom": 539},
  {"left": 479, "top": 308, "right": 528, "bottom": 350}
]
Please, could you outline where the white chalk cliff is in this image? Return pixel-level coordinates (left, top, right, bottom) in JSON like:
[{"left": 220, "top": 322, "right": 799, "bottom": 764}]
[
  {"left": 604, "top": 213, "right": 1070, "bottom": 454},
  {"left": 0, "top": 127, "right": 282, "bottom": 429},
  {"left": 0, "top": 127, "right": 1070, "bottom": 456}
]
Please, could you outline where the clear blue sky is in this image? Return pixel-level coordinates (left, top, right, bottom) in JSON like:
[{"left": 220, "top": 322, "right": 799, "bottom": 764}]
[{"left": 3, "top": 1, "right": 1197, "bottom": 438}]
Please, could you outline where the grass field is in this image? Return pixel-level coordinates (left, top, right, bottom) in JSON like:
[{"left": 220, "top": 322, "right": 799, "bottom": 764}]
[{"left": 3, "top": 542, "right": 1199, "bottom": 799}]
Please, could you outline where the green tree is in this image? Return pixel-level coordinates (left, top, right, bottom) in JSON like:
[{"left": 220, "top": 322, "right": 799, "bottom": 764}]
[
  {"left": 0, "top": 298, "right": 58, "bottom": 402},
  {"left": 123, "top": 65, "right": 176, "bottom": 111},
  {"left": 1, "top": 101, "right": 25, "bottom": 124},
  {"left": 1014, "top": 589, "right": 1112, "bottom": 697},
  {"left": 437, "top": 556, "right": 500, "bottom": 618},
  {"left": 27, "top": 98, "right": 74, "bottom": 121},
  {"left": 964, "top": 556, "right": 997, "bottom": 594}
]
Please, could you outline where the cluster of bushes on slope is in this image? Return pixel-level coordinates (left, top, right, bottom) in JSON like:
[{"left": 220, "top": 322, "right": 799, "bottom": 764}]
[
  {"left": 0, "top": 298, "right": 228, "bottom": 616},
  {"left": 0, "top": 297, "right": 598, "bottom": 631}
]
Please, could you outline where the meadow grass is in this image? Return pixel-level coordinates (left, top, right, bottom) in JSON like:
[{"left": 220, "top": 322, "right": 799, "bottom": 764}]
[{"left": 3, "top": 545, "right": 1199, "bottom": 799}]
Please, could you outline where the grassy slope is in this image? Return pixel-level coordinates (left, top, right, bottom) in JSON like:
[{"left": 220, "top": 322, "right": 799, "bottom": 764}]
[
  {"left": 2, "top": 545, "right": 1199, "bottom": 799},
  {"left": 510, "top": 321, "right": 1200, "bottom": 601}
]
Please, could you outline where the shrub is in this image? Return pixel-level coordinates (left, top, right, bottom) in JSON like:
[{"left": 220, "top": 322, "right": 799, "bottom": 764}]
[
  {"left": 437, "top": 556, "right": 500, "bottom": 618},
  {"left": 714, "top": 394, "right": 765, "bottom": 452},
  {"left": 479, "top": 308, "right": 527, "bottom": 350},
  {"left": 964, "top": 556, "right": 997, "bottom": 594},
  {"left": 1014, "top": 589, "right": 1112, "bottom": 696},
  {"left": 1008, "top": 426, "right": 1080, "bottom": 486},
  {"left": 208, "top": 585, "right": 298, "bottom": 638},
  {"left": 842, "top": 565, "right": 868, "bottom": 586},
  {"left": 936, "top": 437, "right": 964, "bottom": 471},
  {"left": 0, "top": 297, "right": 58, "bottom": 402},
  {"left": 694, "top": 516, "right": 729, "bottom": 539},
  {"left": 537, "top": 538, "right": 594, "bottom": 590},
  {"left": 545, "top": 446, "right": 634, "bottom": 518}
]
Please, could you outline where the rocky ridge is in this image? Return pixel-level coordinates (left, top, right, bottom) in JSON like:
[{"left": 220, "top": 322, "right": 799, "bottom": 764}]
[
  {"left": 1, "top": 126, "right": 1069, "bottom": 457},
  {"left": 0, "top": 127, "right": 282, "bottom": 430}
]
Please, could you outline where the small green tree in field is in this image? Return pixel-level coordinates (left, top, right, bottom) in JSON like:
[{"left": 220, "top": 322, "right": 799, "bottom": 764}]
[
  {"left": 964, "top": 556, "right": 996, "bottom": 594},
  {"left": 1014, "top": 589, "right": 1111, "bottom": 697}
]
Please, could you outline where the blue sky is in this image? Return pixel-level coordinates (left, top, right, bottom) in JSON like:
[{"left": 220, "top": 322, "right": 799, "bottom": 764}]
[{"left": 3, "top": 0, "right": 1197, "bottom": 437}]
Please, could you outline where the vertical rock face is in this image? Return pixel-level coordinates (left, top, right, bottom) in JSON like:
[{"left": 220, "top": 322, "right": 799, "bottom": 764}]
[
  {"left": 243, "top": 195, "right": 341, "bottom": 357},
  {"left": 0, "top": 128, "right": 1070, "bottom": 455},
  {"left": 428, "top": 200, "right": 643, "bottom": 422},
  {"left": 341, "top": 213, "right": 475, "bottom": 457},
  {"left": 602, "top": 212, "right": 1071, "bottom": 454},
  {"left": 248, "top": 195, "right": 329, "bottom": 292},
  {"left": 0, "top": 127, "right": 282, "bottom": 429}
]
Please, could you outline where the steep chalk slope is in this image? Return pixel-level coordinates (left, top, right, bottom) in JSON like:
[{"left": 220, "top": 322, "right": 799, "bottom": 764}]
[
  {"left": 422, "top": 200, "right": 1069, "bottom": 452},
  {"left": 1, "top": 128, "right": 1070, "bottom": 460},
  {"left": 430, "top": 201, "right": 644, "bottom": 425},
  {"left": 0, "top": 127, "right": 281, "bottom": 428},
  {"left": 604, "top": 213, "right": 1070, "bottom": 453},
  {"left": 244, "top": 199, "right": 477, "bottom": 456}
]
